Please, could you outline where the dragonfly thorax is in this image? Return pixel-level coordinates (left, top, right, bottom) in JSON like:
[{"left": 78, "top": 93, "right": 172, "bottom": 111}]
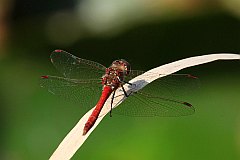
[{"left": 102, "top": 59, "right": 131, "bottom": 90}]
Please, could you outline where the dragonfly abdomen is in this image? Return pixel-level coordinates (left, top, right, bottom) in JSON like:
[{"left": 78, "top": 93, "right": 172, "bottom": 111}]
[{"left": 83, "top": 85, "right": 113, "bottom": 135}]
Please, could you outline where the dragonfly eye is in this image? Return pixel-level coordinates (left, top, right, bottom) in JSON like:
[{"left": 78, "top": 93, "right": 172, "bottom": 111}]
[
  {"left": 111, "top": 59, "right": 131, "bottom": 75},
  {"left": 119, "top": 59, "right": 131, "bottom": 75}
]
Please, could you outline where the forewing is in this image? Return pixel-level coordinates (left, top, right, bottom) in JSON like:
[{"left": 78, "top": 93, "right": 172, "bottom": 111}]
[
  {"left": 124, "top": 70, "right": 145, "bottom": 82},
  {"left": 113, "top": 74, "right": 199, "bottom": 117},
  {"left": 139, "top": 74, "right": 200, "bottom": 99},
  {"left": 50, "top": 50, "right": 106, "bottom": 79},
  {"left": 40, "top": 75, "right": 102, "bottom": 111}
]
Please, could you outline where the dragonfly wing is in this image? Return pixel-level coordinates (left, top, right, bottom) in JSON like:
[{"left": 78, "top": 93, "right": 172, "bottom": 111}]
[
  {"left": 113, "top": 74, "right": 199, "bottom": 117},
  {"left": 40, "top": 75, "right": 102, "bottom": 111},
  {"left": 113, "top": 91, "right": 194, "bottom": 117},
  {"left": 50, "top": 50, "right": 106, "bottom": 79},
  {"left": 124, "top": 70, "right": 145, "bottom": 82},
  {"left": 137, "top": 74, "right": 200, "bottom": 99}
]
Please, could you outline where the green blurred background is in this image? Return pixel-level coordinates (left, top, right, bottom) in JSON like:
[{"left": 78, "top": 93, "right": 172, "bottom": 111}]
[{"left": 0, "top": 0, "right": 240, "bottom": 159}]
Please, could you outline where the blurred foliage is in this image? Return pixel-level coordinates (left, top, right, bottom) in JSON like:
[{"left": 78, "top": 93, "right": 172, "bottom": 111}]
[{"left": 0, "top": 0, "right": 240, "bottom": 159}]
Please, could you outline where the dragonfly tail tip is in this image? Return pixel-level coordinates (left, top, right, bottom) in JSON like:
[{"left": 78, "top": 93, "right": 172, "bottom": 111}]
[{"left": 82, "top": 129, "right": 87, "bottom": 136}]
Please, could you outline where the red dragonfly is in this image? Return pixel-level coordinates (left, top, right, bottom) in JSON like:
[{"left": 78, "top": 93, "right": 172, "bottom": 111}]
[{"left": 40, "top": 50, "right": 198, "bottom": 135}]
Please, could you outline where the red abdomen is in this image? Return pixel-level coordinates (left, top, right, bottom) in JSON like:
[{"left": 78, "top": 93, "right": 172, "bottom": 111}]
[{"left": 83, "top": 86, "right": 113, "bottom": 135}]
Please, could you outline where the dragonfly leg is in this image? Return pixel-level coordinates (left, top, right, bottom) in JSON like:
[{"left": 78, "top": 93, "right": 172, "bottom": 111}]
[
  {"left": 110, "top": 90, "right": 116, "bottom": 117},
  {"left": 123, "top": 81, "right": 132, "bottom": 85},
  {"left": 121, "top": 85, "right": 133, "bottom": 97}
]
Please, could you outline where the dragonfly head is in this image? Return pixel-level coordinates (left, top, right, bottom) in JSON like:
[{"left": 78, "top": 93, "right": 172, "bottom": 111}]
[{"left": 111, "top": 59, "right": 131, "bottom": 76}]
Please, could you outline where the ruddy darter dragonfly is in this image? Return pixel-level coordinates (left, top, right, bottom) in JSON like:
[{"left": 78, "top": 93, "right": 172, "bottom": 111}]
[{"left": 40, "top": 50, "right": 198, "bottom": 135}]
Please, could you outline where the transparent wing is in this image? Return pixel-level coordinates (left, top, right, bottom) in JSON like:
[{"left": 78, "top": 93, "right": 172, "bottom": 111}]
[
  {"left": 40, "top": 75, "right": 102, "bottom": 111},
  {"left": 124, "top": 70, "right": 145, "bottom": 82},
  {"left": 113, "top": 74, "right": 199, "bottom": 117},
  {"left": 50, "top": 50, "right": 106, "bottom": 79}
]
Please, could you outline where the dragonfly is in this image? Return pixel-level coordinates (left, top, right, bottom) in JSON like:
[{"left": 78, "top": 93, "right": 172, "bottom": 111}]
[{"left": 40, "top": 50, "right": 198, "bottom": 135}]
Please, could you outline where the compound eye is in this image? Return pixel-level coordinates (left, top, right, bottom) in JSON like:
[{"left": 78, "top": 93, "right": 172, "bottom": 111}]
[{"left": 113, "top": 60, "right": 119, "bottom": 63}]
